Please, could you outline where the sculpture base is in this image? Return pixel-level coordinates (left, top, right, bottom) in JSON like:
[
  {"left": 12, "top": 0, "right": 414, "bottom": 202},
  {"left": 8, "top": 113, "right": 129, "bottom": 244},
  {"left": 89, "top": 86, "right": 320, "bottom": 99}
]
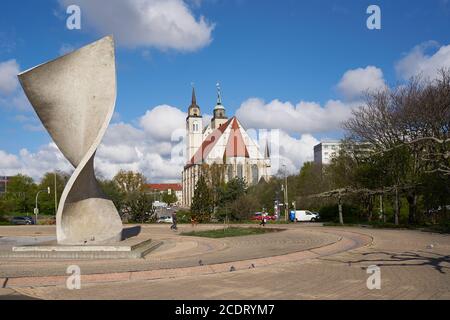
[{"left": 2, "top": 238, "right": 161, "bottom": 260}]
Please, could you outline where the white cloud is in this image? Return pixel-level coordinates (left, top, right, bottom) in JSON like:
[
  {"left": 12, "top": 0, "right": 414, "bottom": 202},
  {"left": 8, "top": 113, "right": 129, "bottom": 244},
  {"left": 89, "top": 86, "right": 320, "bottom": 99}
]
[
  {"left": 1, "top": 102, "right": 318, "bottom": 182},
  {"left": 0, "top": 143, "right": 72, "bottom": 180},
  {"left": 1, "top": 105, "right": 187, "bottom": 182},
  {"left": 396, "top": 41, "right": 450, "bottom": 80},
  {"left": 59, "top": 0, "right": 214, "bottom": 52},
  {"left": 0, "top": 59, "right": 31, "bottom": 112},
  {"left": 270, "top": 131, "right": 319, "bottom": 175},
  {"left": 236, "top": 98, "right": 356, "bottom": 135},
  {"left": 337, "top": 66, "right": 386, "bottom": 100},
  {"left": 0, "top": 150, "right": 21, "bottom": 170},
  {"left": 139, "top": 105, "right": 186, "bottom": 140},
  {"left": 0, "top": 59, "right": 19, "bottom": 95}
]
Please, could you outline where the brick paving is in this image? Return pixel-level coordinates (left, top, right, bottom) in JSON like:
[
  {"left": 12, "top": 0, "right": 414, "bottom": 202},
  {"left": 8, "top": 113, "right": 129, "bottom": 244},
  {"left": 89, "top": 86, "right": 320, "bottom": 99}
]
[{"left": 1, "top": 225, "right": 449, "bottom": 300}]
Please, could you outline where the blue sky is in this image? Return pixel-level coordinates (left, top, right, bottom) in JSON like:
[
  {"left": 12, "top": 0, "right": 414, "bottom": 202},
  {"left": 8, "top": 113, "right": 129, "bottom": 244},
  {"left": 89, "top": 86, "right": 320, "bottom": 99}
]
[{"left": 1, "top": 0, "right": 450, "bottom": 181}]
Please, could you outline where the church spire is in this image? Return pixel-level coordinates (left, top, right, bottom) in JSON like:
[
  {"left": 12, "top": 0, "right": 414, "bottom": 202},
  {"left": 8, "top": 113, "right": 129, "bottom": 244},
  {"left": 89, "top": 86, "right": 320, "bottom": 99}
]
[
  {"left": 216, "top": 82, "right": 222, "bottom": 105},
  {"left": 188, "top": 83, "right": 201, "bottom": 118},
  {"left": 265, "top": 140, "right": 270, "bottom": 159},
  {"left": 191, "top": 83, "right": 197, "bottom": 106}
]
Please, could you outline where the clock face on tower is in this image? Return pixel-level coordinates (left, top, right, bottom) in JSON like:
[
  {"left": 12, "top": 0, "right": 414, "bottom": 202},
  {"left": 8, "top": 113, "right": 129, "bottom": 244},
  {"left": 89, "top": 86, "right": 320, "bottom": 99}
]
[{"left": 191, "top": 107, "right": 199, "bottom": 116}]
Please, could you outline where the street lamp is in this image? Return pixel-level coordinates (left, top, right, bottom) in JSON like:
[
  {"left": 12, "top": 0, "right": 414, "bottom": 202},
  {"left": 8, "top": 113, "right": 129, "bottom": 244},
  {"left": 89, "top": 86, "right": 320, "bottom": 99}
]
[
  {"left": 35, "top": 187, "right": 50, "bottom": 225},
  {"left": 282, "top": 164, "right": 289, "bottom": 222}
]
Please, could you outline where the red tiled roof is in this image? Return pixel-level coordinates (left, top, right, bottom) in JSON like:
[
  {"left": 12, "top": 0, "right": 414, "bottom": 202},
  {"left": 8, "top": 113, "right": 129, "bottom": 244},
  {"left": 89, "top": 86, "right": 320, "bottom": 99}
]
[
  {"left": 187, "top": 117, "right": 249, "bottom": 166},
  {"left": 146, "top": 183, "right": 182, "bottom": 191},
  {"left": 189, "top": 118, "right": 232, "bottom": 165},
  {"left": 224, "top": 118, "right": 249, "bottom": 158}
]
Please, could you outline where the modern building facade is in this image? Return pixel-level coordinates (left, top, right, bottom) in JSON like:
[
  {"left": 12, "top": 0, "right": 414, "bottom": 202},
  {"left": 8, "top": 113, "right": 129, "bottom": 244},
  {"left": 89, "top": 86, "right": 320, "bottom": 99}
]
[
  {"left": 314, "top": 140, "right": 342, "bottom": 165},
  {"left": 182, "top": 85, "right": 271, "bottom": 208},
  {"left": 146, "top": 183, "right": 183, "bottom": 207}
]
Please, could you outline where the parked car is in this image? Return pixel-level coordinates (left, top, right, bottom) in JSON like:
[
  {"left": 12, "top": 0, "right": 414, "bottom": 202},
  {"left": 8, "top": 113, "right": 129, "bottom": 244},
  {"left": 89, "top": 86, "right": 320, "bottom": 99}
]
[
  {"left": 11, "top": 216, "right": 35, "bottom": 225},
  {"left": 251, "top": 212, "right": 275, "bottom": 221},
  {"left": 157, "top": 216, "right": 173, "bottom": 224},
  {"left": 289, "top": 210, "right": 319, "bottom": 222}
]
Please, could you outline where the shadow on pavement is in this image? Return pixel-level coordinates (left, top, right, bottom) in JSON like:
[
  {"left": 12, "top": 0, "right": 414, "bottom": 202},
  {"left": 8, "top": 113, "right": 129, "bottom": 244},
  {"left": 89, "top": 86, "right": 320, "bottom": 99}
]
[
  {"left": 121, "top": 226, "right": 141, "bottom": 240},
  {"left": 350, "top": 251, "right": 450, "bottom": 274}
]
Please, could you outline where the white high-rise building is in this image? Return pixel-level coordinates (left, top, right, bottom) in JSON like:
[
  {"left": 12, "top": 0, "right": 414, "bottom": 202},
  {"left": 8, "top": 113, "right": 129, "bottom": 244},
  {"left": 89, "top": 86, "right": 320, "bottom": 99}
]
[{"left": 314, "top": 140, "right": 342, "bottom": 165}]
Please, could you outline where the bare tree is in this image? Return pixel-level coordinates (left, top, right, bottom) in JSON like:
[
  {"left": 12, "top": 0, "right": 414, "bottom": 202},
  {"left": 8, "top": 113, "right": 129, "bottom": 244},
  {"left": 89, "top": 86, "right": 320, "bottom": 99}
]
[{"left": 343, "top": 69, "right": 450, "bottom": 224}]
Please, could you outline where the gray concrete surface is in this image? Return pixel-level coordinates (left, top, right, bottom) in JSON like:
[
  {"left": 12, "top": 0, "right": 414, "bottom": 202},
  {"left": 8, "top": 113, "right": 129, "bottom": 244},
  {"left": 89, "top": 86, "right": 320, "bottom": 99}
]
[
  {"left": 0, "top": 224, "right": 345, "bottom": 277},
  {"left": 7, "top": 226, "right": 448, "bottom": 300},
  {"left": 18, "top": 36, "right": 122, "bottom": 245}
]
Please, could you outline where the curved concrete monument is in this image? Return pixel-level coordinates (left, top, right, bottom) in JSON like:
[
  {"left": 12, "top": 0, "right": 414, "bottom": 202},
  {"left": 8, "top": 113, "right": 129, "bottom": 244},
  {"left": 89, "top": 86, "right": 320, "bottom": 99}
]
[{"left": 18, "top": 36, "right": 123, "bottom": 245}]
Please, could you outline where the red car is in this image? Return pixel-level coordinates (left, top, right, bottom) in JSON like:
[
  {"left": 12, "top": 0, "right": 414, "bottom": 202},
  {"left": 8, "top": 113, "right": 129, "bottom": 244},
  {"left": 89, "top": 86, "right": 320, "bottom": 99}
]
[{"left": 251, "top": 212, "right": 276, "bottom": 221}]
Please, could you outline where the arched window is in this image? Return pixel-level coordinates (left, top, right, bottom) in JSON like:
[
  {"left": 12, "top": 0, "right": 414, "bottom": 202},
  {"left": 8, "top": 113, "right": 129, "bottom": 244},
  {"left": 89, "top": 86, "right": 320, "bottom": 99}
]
[
  {"left": 227, "top": 165, "right": 233, "bottom": 181},
  {"left": 237, "top": 164, "right": 243, "bottom": 179},
  {"left": 251, "top": 164, "right": 259, "bottom": 185}
]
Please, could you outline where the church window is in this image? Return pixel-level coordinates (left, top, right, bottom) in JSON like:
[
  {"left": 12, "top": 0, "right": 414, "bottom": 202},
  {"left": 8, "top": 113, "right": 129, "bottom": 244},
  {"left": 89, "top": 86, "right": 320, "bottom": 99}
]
[
  {"left": 237, "top": 164, "right": 243, "bottom": 179},
  {"left": 251, "top": 164, "right": 259, "bottom": 184},
  {"left": 227, "top": 165, "right": 233, "bottom": 181}
]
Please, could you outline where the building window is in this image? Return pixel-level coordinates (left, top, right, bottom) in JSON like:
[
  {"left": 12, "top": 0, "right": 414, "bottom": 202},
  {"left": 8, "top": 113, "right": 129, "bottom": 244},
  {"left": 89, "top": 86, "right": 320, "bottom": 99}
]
[
  {"left": 251, "top": 165, "right": 259, "bottom": 184},
  {"left": 237, "top": 164, "right": 243, "bottom": 179},
  {"left": 227, "top": 165, "right": 233, "bottom": 181}
]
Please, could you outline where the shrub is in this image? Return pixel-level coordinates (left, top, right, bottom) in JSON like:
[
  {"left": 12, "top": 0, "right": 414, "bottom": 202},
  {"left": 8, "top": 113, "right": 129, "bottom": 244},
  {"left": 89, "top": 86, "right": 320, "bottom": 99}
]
[{"left": 318, "top": 204, "right": 362, "bottom": 223}]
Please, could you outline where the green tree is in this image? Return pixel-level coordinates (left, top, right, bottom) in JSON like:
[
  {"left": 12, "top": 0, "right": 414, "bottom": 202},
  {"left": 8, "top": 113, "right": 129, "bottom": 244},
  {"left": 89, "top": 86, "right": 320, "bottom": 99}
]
[
  {"left": 38, "top": 171, "right": 69, "bottom": 215},
  {"left": 113, "top": 170, "right": 147, "bottom": 194},
  {"left": 191, "top": 175, "right": 214, "bottom": 222},
  {"left": 247, "top": 178, "right": 279, "bottom": 214},
  {"left": 124, "top": 192, "right": 156, "bottom": 223},
  {"left": 2, "top": 174, "right": 37, "bottom": 214},
  {"left": 217, "top": 178, "right": 247, "bottom": 208},
  {"left": 162, "top": 191, "right": 177, "bottom": 206},
  {"left": 98, "top": 178, "right": 126, "bottom": 212},
  {"left": 229, "top": 194, "right": 260, "bottom": 221}
]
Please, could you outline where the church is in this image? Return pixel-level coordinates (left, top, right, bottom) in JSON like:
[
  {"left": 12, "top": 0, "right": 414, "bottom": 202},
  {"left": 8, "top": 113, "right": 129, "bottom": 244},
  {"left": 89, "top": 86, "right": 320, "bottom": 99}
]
[{"left": 182, "top": 85, "right": 271, "bottom": 207}]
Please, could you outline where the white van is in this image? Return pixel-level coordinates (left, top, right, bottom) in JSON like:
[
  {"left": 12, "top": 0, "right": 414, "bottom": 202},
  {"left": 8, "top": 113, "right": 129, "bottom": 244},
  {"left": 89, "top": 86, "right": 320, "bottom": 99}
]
[{"left": 290, "top": 210, "right": 319, "bottom": 222}]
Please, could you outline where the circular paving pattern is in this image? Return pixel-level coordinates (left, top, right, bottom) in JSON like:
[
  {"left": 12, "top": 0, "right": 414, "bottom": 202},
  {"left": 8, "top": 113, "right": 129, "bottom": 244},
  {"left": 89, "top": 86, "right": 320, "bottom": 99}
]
[{"left": 0, "top": 224, "right": 372, "bottom": 287}]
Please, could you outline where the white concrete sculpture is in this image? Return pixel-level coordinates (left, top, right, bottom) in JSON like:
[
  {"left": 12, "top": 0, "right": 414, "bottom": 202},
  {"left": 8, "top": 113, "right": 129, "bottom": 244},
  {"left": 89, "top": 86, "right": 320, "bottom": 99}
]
[{"left": 18, "top": 36, "right": 123, "bottom": 245}]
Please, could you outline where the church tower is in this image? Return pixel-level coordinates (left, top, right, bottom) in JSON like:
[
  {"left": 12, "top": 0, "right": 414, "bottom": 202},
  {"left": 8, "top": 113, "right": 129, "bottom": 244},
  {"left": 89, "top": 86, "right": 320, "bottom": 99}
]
[
  {"left": 211, "top": 83, "right": 228, "bottom": 130},
  {"left": 186, "top": 86, "right": 203, "bottom": 162}
]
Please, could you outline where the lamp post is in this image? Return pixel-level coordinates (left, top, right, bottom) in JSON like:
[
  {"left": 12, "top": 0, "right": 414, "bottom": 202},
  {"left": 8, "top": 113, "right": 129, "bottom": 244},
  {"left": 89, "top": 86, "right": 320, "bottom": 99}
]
[
  {"left": 282, "top": 164, "right": 288, "bottom": 222},
  {"left": 54, "top": 172, "right": 58, "bottom": 215},
  {"left": 35, "top": 187, "right": 50, "bottom": 225}
]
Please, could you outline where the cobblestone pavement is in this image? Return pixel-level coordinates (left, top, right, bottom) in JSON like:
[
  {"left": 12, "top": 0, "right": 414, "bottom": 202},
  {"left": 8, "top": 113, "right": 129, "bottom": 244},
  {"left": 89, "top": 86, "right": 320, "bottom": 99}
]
[
  {"left": 0, "top": 224, "right": 341, "bottom": 277},
  {"left": 2, "top": 225, "right": 449, "bottom": 300}
]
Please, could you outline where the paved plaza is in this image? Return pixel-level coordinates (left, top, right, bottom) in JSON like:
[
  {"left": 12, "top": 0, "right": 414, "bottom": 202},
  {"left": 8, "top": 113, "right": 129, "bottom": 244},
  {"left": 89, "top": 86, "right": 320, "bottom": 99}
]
[{"left": 0, "top": 224, "right": 449, "bottom": 300}]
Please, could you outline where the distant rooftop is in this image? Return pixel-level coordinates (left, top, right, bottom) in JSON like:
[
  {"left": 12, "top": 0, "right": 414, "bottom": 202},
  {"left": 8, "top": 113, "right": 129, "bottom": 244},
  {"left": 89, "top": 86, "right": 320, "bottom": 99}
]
[{"left": 146, "top": 183, "right": 182, "bottom": 192}]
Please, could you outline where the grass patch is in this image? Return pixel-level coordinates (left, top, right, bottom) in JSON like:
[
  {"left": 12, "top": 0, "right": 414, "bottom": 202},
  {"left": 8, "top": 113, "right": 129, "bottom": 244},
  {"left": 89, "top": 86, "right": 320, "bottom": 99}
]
[
  {"left": 323, "top": 221, "right": 450, "bottom": 234},
  {"left": 181, "top": 227, "right": 282, "bottom": 238}
]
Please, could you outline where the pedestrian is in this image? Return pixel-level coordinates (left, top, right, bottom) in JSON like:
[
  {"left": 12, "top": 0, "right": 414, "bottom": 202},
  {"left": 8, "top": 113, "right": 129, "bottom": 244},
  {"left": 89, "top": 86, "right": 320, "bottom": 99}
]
[
  {"left": 170, "top": 212, "right": 178, "bottom": 231},
  {"left": 260, "top": 213, "right": 267, "bottom": 227},
  {"left": 191, "top": 216, "right": 198, "bottom": 228}
]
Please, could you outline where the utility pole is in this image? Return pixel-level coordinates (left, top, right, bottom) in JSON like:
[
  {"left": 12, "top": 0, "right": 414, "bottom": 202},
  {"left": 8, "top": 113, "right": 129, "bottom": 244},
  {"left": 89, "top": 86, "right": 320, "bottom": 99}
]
[
  {"left": 35, "top": 187, "right": 50, "bottom": 225},
  {"left": 282, "top": 164, "right": 289, "bottom": 222},
  {"left": 54, "top": 172, "right": 58, "bottom": 215}
]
